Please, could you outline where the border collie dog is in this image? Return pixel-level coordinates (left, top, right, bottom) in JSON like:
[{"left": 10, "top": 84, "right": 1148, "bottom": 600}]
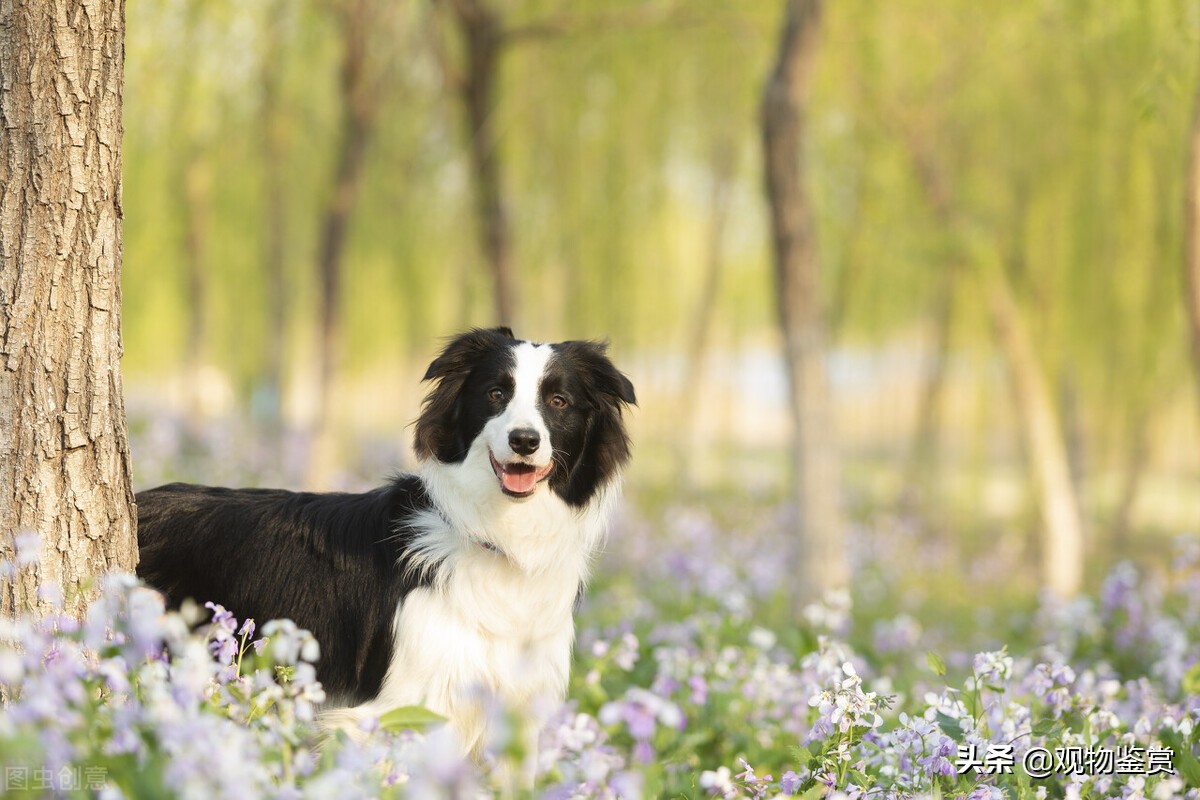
[{"left": 136, "top": 327, "right": 635, "bottom": 752}]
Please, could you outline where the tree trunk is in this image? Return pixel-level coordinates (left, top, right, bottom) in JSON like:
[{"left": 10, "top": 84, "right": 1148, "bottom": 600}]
[
  {"left": 0, "top": 0, "right": 137, "bottom": 618},
  {"left": 900, "top": 268, "right": 955, "bottom": 506},
  {"left": 1185, "top": 56, "right": 1200, "bottom": 458},
  {"left": 310, "top": 0, "right": 377, "bottom": 485},
  {"left": 181, "top": 151, "right": 210, "bottom": 436},
  {"left": 677, "top": 140, "right": 735, "bottom": 482},
  {"left": 447, "top": 0, "right": 515, "bottom": 327},
  {"left": 1111, "top": 410, "right": 1150, "bottom": 551},
  {"left": 261, "top": 1, "right": 288, "bottom": 434},
  {"left": 897, "top": 122, "right": 1085, "bottom": 598},
  {"left": 986, "top": 267, "right": 1084, "bottom": 598},
  {"left": 761, "top": 0, "right": 847, "bottom": 602},
  {"left": 167, "top": 3, "right": 208, "bottom": 439}
]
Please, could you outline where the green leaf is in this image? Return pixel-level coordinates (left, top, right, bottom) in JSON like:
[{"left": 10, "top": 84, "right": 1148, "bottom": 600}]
[
  {"left": 379, "top": 705, "right": 448, "bottom": 733},
  {"left": 927, "top": 651, "right": 947, "bottom": 678},
  {"left": 1031, "top": 718, "right": 1061, "bottom": 738},
  {"left": 847, "top": 768, "right": 871, "bottom": 788},
  {"left": 1161, "top": 728, "right": 1200, "bottom": 788},
  {"left": 800, "top": 784, "right": 825, "bottom": 800},
  {"left": 1183, "top": 663, "right": 1200, "bottom": 697},
  {"left": 936, "top": 711, "right": 964, "bottom": 742}
]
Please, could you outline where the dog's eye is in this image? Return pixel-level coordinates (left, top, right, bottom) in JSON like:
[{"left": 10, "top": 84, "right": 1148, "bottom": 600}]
[
  {"left": 488, "top": 387, "right": 506, "bottom": 402},
  {"left": 548, "top": 394, "right": 568, "bottom": 409}
]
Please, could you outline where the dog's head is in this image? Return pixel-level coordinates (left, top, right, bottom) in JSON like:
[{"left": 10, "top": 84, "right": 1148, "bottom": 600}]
[{"left": 414, "top": 327, "right": 636, "bottom": 507}]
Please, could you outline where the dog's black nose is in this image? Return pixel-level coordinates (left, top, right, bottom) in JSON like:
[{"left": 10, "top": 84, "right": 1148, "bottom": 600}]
[{"left": 508, "top": 428, "right": 540, "bottom": 456}]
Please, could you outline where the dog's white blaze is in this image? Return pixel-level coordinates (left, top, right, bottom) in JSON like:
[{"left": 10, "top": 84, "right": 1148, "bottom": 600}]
[{"left": 486, "top": 342, "right": 553, "bottom": 467}]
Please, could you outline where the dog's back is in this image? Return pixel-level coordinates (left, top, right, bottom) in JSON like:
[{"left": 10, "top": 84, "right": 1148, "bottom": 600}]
[{"left": 136, "top": 480, "right": 431, "bottom": 702}]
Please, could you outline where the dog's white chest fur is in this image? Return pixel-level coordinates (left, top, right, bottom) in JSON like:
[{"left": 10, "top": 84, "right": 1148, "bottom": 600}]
[
  {"left": 325, "top": 446, "right": 615, "bottom": 752},
  {"left": 376, "top": 558, "right": 577, "bottom": 752}
]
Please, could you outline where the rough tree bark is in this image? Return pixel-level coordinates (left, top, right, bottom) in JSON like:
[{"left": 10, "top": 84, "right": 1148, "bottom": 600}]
[
  {"left": 761, "top": 0, "right": 848, "bottom": 602},
  {"left": 0, "top": 0, "right": 137, "bottom": 617}
]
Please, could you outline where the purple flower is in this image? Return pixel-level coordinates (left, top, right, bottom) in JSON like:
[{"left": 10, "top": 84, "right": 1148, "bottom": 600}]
[
  {"left": 780, "top": 770, "right": 804, "bottom": 794},
  {"left": 918, "top": 735, "right": 959, "bottom": 778}
]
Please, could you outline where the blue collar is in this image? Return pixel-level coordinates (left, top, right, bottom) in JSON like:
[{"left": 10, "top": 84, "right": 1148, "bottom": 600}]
[
  {"left": 473, "top": 537, "right": 505, "bottom": 556},
  {"left": 433, "top": 506, "right": 507, "bottom": 558}
]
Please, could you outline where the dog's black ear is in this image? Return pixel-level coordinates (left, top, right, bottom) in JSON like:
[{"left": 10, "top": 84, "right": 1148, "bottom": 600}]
[
  {"left": 416, "top": 328, "right": 514, "bottom": 460},
  {"left": 550, "top": 339, "right": 635, "bottom": 506},
  {"left": 608, "top": 368, "right": 637, "bottom": 406},
  {"left": 423, "top": 327, "right": 514, "bottom": 382},
  {"left": 558, "top": 339, "right": 636, "bottom": 407}
]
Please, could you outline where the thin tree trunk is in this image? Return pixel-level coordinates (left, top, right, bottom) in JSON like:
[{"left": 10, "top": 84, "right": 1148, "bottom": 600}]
[
  {"left": 181, "top": 151, "right": 210, "bottom": 435},
  {"left": 761, "top": 0, "right": 847, "bottom": 602},
  {"left": 261, "top": 1, "right": 288, "bottom": 434},
  {"left": 0, "top": 0, "right": 137, "bottom": 617},
  {"left": 167, "top": 3, "right": 207, "bottom": 437},
  {"left": 447, "top": 0, "right": 515, "bottom": 327},
  {"left": 986, "top": 267, "right": 1084, "bottom": 598},
  {"left": 1111, "top": 410, "right": 1150, "bottom": 550},
  {"left": 677, "top": 141, "right": 735, "bottom": 482},
  {"left": 897, "top": 122, "right": 1085, "bottom": 597},
  {"left": 900, "top": 268, "right": 955, "bottom": 505},
  {"left": 1060, "top": 371, "right": 1086, "bottom": 501},
  {"left": 1184, "top": 56, "right": 1200, "bottom": 459},
  {"left": 310, "top": 0, "right": 377, "bottom": 484}
]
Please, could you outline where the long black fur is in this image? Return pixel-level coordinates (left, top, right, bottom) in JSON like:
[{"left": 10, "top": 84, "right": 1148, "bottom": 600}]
[{"left": 136, "top": 476, "right": 434, "bottom": 702}]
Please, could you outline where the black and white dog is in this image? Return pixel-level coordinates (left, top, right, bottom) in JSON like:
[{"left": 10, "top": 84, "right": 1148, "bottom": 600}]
[{"left": 136, "top": 327, "right": 635, "bottom": 752}]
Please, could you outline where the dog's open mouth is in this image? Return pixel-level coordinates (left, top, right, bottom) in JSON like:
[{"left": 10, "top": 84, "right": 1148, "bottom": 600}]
[{"left": 488, "top": 452, "right": 553, "bottom": 497}]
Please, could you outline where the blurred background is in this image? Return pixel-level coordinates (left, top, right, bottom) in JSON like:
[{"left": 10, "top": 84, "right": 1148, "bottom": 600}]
[{"left": 121, "top": 0, "right": 1200, "bottom": 619}]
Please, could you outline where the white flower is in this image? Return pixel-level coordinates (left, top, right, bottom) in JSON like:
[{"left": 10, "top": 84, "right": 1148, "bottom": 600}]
[
  {"left": 699, "top": 766, "right": 736, "bottom": 798},
  {"left": 748, "top": 627, "right": 777, "bottom": 651}
]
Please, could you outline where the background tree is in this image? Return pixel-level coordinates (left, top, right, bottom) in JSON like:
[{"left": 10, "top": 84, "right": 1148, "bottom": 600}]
[
  {"left": 676, "top": 138, "right": 736, "bottom": 482},
  {"left": 1186, "top": 44, "right": 1200, "bottom": 455},
  {"left": 168, "top": 2, "right": 213, "bottom": 443},
  {"left": 436, "top": 0, "right": 518, "bottom": 328},
  {"left": 309, "top": 0, "right": 386, "bottom": 485},
  {"left": 259, "top": 0, "right": 292, "bottom": 440},
  {"left": 0, "top": 0, "right": 137, "bottom": 617},
  {"left": 761, "top": 0, "right": 847, "bottom": 602}
]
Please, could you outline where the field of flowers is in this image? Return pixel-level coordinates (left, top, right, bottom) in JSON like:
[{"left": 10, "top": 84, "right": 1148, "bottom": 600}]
[{"left": 2, "top": 492, "right": 1198, "bottom": 799}]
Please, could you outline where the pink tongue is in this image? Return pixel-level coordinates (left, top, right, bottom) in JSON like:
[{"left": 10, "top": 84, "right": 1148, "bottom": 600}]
[{"left": 502, "top": 469, "right": 539, "bottom": 494}]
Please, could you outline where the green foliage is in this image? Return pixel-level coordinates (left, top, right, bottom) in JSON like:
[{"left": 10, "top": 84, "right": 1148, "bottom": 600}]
[
  {"left": 378, "top": 705, "right": 447, "bottom": 734},
  {"left": 120, "top": 0, "right": 1200, "bottom": 534},
  {"left": 121, "top": 0, "right": 1196, "bottom": 372}
]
